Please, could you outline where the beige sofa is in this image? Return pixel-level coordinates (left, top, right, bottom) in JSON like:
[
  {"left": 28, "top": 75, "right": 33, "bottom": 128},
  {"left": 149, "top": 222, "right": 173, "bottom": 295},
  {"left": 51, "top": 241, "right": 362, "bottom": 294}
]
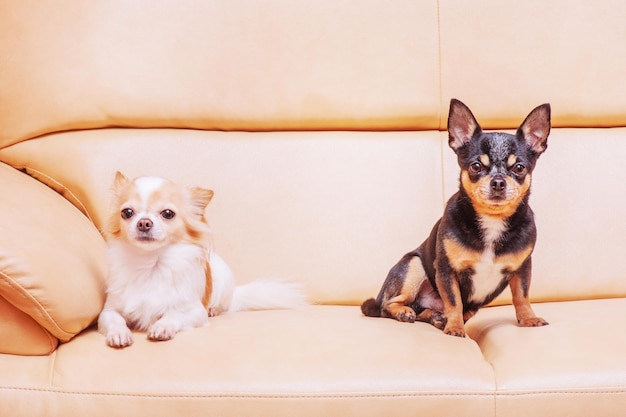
[{"left": 1, "top": 2, "right": 625, "bottom": 416}]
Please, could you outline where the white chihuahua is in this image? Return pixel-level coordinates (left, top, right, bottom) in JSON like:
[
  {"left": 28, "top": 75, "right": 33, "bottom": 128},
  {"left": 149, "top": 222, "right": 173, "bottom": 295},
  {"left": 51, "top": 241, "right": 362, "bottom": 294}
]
[{"left": 98, "top": 172, "right": 306, "bottom": 348}]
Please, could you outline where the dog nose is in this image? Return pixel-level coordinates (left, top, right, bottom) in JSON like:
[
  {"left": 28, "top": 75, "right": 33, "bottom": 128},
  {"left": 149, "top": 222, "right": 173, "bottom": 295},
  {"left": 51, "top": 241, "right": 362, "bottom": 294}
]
[
  {"left": 490, "top": 177, "right": 506, "bottom": 192},
  {"left": 137, "top": 218, "right": 153, "bottom": 232}
]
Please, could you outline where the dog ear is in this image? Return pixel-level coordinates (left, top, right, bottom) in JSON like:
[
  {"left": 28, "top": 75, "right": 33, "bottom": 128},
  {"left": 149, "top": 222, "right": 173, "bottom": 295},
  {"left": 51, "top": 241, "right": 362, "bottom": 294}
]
[
  {"left": 518, "top": 103, "right": 551, "bottom": 155},
  {"left": 106, "top": 172, "right": 131, "bottom": 238},
  {"left": 113, "top": 171, "right": 130, "bottom": 189},
  {"left": 190, "top": 187, "right": 214, "bottom": 211},
  {"left": 448, "top": 99, "right": 482, "bottom": 152},
  {"left": 111, "top": 171, "right": 131, "bottom": 199},
  {"left": 185, "top": 187, "right": 214, "bottom": 239}
]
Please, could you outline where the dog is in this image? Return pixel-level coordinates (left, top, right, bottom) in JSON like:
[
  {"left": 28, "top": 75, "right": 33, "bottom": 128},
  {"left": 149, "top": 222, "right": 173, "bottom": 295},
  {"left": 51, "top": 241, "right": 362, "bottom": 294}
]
[
  {"left": 361, "top": 99, "right": 550, "bottom": 337},
  {"left": 98, "top": 172, "right": 307, "bottom": 348}
]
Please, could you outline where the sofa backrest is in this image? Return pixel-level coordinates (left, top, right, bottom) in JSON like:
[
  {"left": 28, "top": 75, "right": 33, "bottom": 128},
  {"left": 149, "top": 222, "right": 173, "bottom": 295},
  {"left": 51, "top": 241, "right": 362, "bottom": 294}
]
[
  {"left": 0, "top": 1, "right": 441, "bottom": 147},
  {"left": 0, "top": 1, "right": 625, "bottom": 312},
  {"left": 3, "top": 1, "right": 626, "bottom": 147}
]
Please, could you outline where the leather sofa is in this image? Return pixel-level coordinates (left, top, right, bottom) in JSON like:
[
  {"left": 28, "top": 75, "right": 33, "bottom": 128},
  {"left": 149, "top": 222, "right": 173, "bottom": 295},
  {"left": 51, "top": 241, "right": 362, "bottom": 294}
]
[{"left": 1, "top": 2, "right": 625, "bottom": 416}]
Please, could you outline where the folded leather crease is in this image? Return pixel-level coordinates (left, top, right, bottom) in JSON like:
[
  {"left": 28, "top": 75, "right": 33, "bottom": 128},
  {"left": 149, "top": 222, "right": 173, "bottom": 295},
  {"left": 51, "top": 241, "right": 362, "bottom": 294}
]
[
  {"left": 15, "top": 166, "right": 92, "bottom": 221},
  {"left": 0, "top": 270, "right": 73, "bottom": 340},
  {"left": 0, "top": 295, "right": 58, "bottom": 355}
]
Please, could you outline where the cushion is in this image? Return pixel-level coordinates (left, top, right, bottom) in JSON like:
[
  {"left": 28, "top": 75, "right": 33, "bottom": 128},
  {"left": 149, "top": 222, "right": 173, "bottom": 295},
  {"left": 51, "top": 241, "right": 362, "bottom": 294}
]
[
  {"left": 0, "top": 296, "right": 58, "bottom": 355},
  {"left": 0, "top": 1, "right": 439, "bottom": 147},
  {"left": 0, "top": 163, "right": 106, "bottom": 354},
  {"left": 0, "top": 129, "right": 444, "bottom": 306}
]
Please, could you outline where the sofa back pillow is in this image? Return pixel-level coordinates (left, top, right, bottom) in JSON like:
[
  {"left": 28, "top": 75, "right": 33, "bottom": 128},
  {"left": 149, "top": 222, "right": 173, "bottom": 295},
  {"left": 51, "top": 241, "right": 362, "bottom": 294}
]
[
  {"left": 0, "top": 297, "right": 58, "bottom": 355},
  {"left": 0, "top": 163, "right": 106, "bottom": 355}
]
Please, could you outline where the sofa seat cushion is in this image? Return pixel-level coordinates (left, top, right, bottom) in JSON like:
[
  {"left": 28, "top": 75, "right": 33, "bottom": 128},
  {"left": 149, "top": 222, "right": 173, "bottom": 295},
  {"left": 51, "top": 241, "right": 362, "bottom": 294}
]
[
  {"left": 0, "top": 305, "right": 496, "bottom": 417},
  {"left": 0, "top": 163, "right": 106, "bottom": 354},
  {"left": 466, "top": 298, "right": 626, "bottom": 416},
  {"left": 2, "top": 302, "right": 625, "bottom": 416}
]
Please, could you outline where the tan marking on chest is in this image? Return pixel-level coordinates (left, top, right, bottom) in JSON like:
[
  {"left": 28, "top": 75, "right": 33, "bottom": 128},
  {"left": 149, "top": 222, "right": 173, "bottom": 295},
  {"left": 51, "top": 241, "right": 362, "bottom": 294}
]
[
  {"left": 496, "top": 245, "right": 533, "bottom": 272},
  {"left": 444, "top": 238, "right": 533, "bottom": 273},
  {"left": 443, "top": 238, "right": 483, "bottom": 271},
  {"left": 443, "top": 238, "right": 534, "bottom": 303}
]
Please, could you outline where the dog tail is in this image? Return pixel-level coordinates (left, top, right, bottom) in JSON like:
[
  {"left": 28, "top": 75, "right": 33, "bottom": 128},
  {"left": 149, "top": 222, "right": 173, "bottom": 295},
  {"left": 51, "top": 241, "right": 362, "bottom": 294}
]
[
  {"left": 361, "top": 298, "right": 382, "bottom": 317},
  {"left": 228, "top": 279, "right": 308, "bottom": 313}
]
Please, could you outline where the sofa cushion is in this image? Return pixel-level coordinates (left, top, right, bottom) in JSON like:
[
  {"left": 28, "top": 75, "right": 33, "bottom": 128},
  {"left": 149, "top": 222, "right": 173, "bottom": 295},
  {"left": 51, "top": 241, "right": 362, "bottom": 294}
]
[
  {"left": 0, "top": 129, "right": 445, "bottom": 306},
  {"left": 0, "top": 296, "right": 58, "bottom": 355},
  {"left": 0, "top": 306, "right": 496, "bottom": 417},
  {"left": 439, "top": 1, "right": 626, "bottom": 129},
  {"left": 0, "top": 0, "right": 440, "bottom": 147},
  {"left": 0, "top": 163, "right": 106, "bottom": 354},
  {"left": 466, "top": 299, "right": 626, "bottom": 416},
  {"left": 3, "top": 127, "right": 625, "bottom": 306}
]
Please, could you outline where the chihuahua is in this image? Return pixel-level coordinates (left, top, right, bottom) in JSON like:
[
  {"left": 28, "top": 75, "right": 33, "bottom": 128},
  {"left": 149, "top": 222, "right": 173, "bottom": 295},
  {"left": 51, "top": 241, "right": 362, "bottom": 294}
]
[
  {"left": 361, "top": 99, "right": 550, "bottom": 337},
  {"left": 98, "top": 172, "right": 306, "bottom": 348}
]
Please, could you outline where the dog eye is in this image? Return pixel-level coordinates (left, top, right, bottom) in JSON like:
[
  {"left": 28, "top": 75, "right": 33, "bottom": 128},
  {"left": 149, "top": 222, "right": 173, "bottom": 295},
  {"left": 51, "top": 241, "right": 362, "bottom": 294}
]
[
  {"left": 512, "top": 163, "right": 527, "bottom": 175},
  {"left": 121, "top": 208, "right": 134, "bottom": 219},
  {"left": 160, "top": 209, "right": 176, "bottom": 220},
  {"left": 469, "top": 162, "right": 484, "bottom": 173}
]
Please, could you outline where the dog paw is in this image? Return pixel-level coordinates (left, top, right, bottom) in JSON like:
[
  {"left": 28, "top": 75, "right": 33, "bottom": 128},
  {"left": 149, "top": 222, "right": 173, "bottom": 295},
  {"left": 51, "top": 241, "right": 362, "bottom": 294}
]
[
  {"left": 147, "top": 323, "right": 177, "bottom": 341},
  {"left": 430, "top": 311, "right": 447, "bottom": 330},
  {"left": 518, "top": 317, "right": 549, "bottom": 327},
  {"left": 443, "top": 325, "right": 466, "bottom": 338},
  {"left": 106, "top": 328, "right": 134, "bottom": 348},
  {"left": 207, "top": 307, "right": 224, "bottom": 317},
  {"left": 394, "top": 306, "right": 416, "bottom": 323}
]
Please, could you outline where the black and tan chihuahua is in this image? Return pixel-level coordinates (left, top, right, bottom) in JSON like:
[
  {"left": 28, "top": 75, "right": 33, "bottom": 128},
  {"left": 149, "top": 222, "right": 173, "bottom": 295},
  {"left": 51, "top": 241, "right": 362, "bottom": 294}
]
[{"left": 362, "top": 99, "right": 551, "bottom": 337}]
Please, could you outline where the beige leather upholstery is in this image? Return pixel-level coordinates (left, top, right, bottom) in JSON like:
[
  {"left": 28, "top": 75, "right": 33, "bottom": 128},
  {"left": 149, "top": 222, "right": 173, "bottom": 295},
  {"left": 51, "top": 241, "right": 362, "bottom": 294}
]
[
  {"left": 0, "top": 129, "right": 446, "bottom": 305},
  {"left": 1, "top": 307, "right": 496, "bottom": 416},
  {"left": 0, "top": 163, "right": 106, "bottom": 354},
  {"left": 0, "top": 0, "right": 440, "bottom": 147},
  {"left": 466, "top": 299, "right": 626, "bottom": 415},
  {"left": 0, "top": 296, "right": 57, "bottom": 355},
  {"left": 438, "top": 1, "right": 626, "bottom": 130},
  {"left": 1, "top": 1, "right": 625, "bottom": 416}
]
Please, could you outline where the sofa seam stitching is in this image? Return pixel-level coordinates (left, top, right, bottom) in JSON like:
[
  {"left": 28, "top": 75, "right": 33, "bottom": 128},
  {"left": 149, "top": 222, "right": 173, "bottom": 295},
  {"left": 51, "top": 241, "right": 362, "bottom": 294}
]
[{"left": 2, "top": 386, "right": 625, "bottom": 398}]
